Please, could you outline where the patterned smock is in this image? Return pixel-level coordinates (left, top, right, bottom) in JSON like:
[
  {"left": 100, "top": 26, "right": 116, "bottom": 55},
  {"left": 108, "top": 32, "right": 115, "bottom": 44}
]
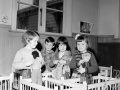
[
  {"left": 52, "top": 51, "right": 72, "bottom": 80},
  {"left": 69, "top": 50, "right": 98, "bottom": 84}
]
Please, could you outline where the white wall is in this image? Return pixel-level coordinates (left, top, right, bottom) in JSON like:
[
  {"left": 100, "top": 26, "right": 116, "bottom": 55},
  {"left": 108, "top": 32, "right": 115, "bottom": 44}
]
[
  {"left": 71, "top": 0, "right": 98, "bottom": 35},
  {"left": 98, "top": 0, "right": 119, "bottom": 38},
  {"left": 0, "top": 0, "right": 12, "bottom": 25}
]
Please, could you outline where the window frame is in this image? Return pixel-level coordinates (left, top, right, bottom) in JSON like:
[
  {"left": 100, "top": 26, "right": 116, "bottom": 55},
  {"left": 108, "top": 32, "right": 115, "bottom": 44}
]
[{"left": 11, "top": 0, "right": 72, "bottom": 36}]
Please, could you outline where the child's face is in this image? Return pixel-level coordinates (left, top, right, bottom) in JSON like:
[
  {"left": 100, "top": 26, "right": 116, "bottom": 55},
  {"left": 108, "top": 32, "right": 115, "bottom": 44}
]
[
  {"left": 45, "top": 42, "right": 54, "bottom": 51},
  {"left": 27, "top": 36, "right": 39, "bottom": 49},
  {"left": 59, "top": 44, "right": 67, "bottom": 52},
  {"left": 77, "top": 40, "right": 87, "bottom": 53}
]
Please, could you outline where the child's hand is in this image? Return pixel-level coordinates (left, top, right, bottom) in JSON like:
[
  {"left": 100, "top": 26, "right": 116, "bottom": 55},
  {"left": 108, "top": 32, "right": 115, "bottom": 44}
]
[
  {"left": 78, "top": 60, "right": 84, "bottom": 65},
  {"left": 59, "top": 60, "right": 66, "bottom": 64},
  {"left": 54, "top": 60, "right": 59, "bottom": 64},
  {"left": 24, "top": 66, "right": 31, "bottom": 69},
  {"left": 82, "top": 53, "right": 91, "bottom": 62},
  {"left": 77, "top": 66, "right": 85, "bottom": 74}
]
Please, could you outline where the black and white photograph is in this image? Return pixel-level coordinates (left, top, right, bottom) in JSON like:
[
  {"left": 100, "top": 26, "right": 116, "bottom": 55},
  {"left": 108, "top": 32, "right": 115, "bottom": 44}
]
[
  {"left": 80, "top": 21, "right": 93, "bottom": 34},
  {"left": 0, "top": 0, "right": 120, "bottom": 90}
]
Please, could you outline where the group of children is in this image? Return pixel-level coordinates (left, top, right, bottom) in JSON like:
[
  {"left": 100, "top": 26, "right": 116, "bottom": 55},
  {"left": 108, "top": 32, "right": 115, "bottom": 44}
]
[{"left": 12, "top": 30, "right": 98, "bottom": 85}]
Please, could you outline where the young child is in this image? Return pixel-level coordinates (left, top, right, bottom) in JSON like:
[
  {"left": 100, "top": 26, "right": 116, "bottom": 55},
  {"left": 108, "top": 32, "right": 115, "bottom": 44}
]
[
  {"left": 12, "top": 30, "right": 44, "bottom": 85},
  {"left": 52, "top": 36, "right": 72, "bottom": 80},
  {"left": 41, "top": 37, "right": 56, "bottom": 72},
  {"left": 69, "top": 34, "right": 98, "bottom": 84}
]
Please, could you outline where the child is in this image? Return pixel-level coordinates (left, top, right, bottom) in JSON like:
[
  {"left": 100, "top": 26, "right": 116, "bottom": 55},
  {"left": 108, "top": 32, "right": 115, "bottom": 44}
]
[
  {"left": 12, "top": 30, "right": 44, "bottom": 85},
  {"left": 69, "top": 34, "right": 98, "bottom": 84},
  {"left": 41, "top": 37, "right": 56, "bottom": 72},
  {"left": 52, "top": 36, "right": 72, "bottom": 80}
]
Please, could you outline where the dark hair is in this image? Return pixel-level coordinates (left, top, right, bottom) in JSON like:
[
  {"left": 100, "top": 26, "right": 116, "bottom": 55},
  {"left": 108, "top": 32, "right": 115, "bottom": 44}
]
[
  {"left": 75, "top": 34, "right": 91, "bottom": 50},
  {"left": 45, "top": 37, "right": 56, "bottom": 51},
  {"left": 56, "top": 36, "right": 71, "bottom": 51},
  {"left": 45, "top": 37, "right": 55, "bottom": 45}
]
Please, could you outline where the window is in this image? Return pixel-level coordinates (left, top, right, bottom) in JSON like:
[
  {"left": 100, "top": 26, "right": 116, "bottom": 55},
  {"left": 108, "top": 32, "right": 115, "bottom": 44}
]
[
  {"left": 46, "top": 0, "right": 63, "bottom": 33},
  {"left": 12, "top": 0, "right": 72, "bottom": 36},
  {"left": 12, "top": 0, "right": 39, "bottom": 31}
]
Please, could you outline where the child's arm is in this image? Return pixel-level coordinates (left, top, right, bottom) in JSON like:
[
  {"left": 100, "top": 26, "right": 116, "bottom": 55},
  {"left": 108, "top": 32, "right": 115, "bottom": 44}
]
[
  {"left": 78, "top": 59, "right": 84, "bottom": 66},
  {"left": 86, "top": 52, "right": 98, "bottom": 74},
  {"left": 77, "top": 53, "right": 98, "bottom": 74},
  {"left": 12, "top": 51, "right": 33, "bottom": 70},
  {"left": 69, "top": 55, "right": 80, "bottom": 69}
]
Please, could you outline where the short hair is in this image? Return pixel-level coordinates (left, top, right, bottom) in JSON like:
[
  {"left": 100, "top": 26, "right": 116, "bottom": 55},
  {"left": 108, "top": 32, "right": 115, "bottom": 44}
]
[
  {"left": 56, "top": 36, "right": 71, "bottom": 51},
  {"left": 22, "top": 30, "right": 39, "bottom": 46},
  {"left": 75, "top": 34, "right": 91, "bottom": 50},
  {"left": 45, "top": 37, "right": 55, "bottom": 45},
  {"left": 45, "top": 37, "right": 56, "bottom": 51}
]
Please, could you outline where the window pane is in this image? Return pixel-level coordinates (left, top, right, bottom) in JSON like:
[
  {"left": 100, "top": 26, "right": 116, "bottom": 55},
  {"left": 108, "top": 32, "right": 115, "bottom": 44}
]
[
  {"left": 46, "top": 9, "right": 63, "bottom": 33},
  {"left": 47, "top": 0, "right": 63, "bottom": 11},
  {"left": 18, "top": 0, "right": 39, "bottom": 6},
  {"left": 46, "top": 0, "right": 63, "bottom": 33},
  {"left": 17, "top": 3, "right": 38, "bottom": 31}
]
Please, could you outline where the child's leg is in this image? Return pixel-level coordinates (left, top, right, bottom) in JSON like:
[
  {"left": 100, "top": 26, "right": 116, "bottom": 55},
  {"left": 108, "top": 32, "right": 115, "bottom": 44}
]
[
  {"left": 37, "top": 70, "right": 42, "bottom": 85},
  {"left": 31, "top": 69, "right": 38, "bottom": 84}
]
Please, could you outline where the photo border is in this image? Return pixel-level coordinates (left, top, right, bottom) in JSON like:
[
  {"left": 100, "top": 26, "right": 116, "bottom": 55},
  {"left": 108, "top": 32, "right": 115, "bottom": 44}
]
[{"left": 80, "top": 21, "right": 94, "bottom": 35}]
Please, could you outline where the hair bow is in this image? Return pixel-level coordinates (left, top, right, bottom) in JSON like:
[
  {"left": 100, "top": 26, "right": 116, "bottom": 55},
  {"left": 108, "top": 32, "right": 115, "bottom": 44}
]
[{"left": 75, "top": 34, "right": 81, "bottom": 40}]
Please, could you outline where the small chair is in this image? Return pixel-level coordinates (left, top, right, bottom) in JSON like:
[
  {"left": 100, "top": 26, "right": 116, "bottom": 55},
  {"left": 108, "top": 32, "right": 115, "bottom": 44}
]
[
  {"left": 113, "top": 69, "right": 120, "bottom": 78},
  {"left": 98, "top": 66, "right": 112, "bottom": 77}
]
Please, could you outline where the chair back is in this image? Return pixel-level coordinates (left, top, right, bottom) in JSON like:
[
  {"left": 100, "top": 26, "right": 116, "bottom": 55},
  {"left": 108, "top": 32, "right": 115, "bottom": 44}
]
[{"left": 98, "top": 66, "right": 112, "bottom": 77}]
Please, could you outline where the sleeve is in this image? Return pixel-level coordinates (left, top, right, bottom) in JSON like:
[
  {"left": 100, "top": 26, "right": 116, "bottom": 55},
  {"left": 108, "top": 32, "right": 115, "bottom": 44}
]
[
  {"left": 69, "top": 55, "right": 79, "bottom": 69},
  {"left": 12, "top": 50, "right": 26, "bottom": 70},
  {"left": 86, "top": 53, "right": 98, "bottom": 74}
]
